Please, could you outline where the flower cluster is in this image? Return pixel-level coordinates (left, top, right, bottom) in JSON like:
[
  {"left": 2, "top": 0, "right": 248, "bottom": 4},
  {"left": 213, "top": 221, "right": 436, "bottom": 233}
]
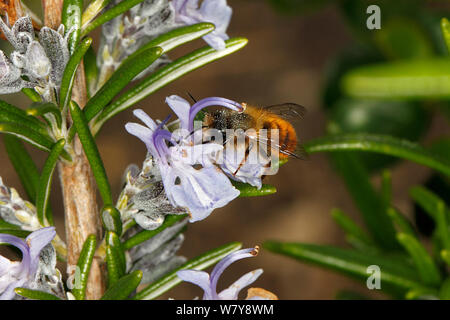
[
  {"left": 0, "top": 227, "right": 65, "bottom": 300},
  {"left": 126, "top": 95, "right": 245, "bottom": 223},
  {"left": 177, "top": 246, "right": 278, "bottom": 300},
  {"left": 0, "top": 177, "right": 40, "bottom": 231},
  {"left": 0, "top": 16, "right": 69, "bottom": 102},
  {"left": 96, "top": 0, "right": 232, "bottom": 90}
]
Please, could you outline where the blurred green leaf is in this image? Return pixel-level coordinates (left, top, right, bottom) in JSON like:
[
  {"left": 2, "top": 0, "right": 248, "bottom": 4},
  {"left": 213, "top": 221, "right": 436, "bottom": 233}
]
[
  {"left": 329, "top": 152, "right": 399, "bottom": 250},
  {"left": 123, "top": 214, "right": 188, "bottom": 250},
  {"left": 134, "top": 242, "right": 242, "bottom": 300},
  {"left": 439, "top": 277, "right": 450, "bottom": 300},
  {"left": 72, "top": 234, "right": 97, "bottom": 300},
  {"left": 82, "top": 0, "right": 146, "bottom": 36},
  {"left": 396, "top": 232, "right": 442, "bottom": 286},
  {"left": 81, "top": 0, "right": 112, "bottom": 29},
  {"left": 331, "top": 208, "right": 374, "bottom": 249},
  {"left": 3, "top": 135, "right": 40, "bottom": 202},
  {"left": 387, "top": 207, "right": 416, "bottom": 237},
  {"left": 101, "top": 270, "right": 143, "bottom": 300},
  {"left": 410, "top": 186, "right": 450, "bottom": 251},
  {"left": 232, "top": 181, "right": 277, "bottom": 197},
  {"left": 15, "top": 288, "right": 61, "bottom": 300},
  {"left": 373, "top": 18, "right": 433, "bottom": 60},
  {"left": 36, "top": 139, "right": 66, "bottom": 226},
  {"left": 327, "top": 98, "right": 430, "bottom": 172},
  {"left": 342, "top": 58, "right": 450, "bottom": 99},
  {"left": 62, "top": 0, "right": 83, "bottom": 53},
  {"left": 93, "top": 37, "right": 248, "bottom": 133},
  {"left": 264, "top": 241, "right": 427, "bottom": 295},
  {"left": 335, "top": 290, "right": 370, "bottom": 300},
  {"left": 60, "top": 37, "right": 93, "bottom": 109},
  {"left": 305, "top": 133, "right": 450, "bottom": 177},
  {"left": 322, "top": 44, "right": 382, "bottom": 108},
  {"left": 441, "top": 18, "right": 450, "bottom": 54},
  {"left": 69, "top": 101, "right": 112, "bottom": 206}
]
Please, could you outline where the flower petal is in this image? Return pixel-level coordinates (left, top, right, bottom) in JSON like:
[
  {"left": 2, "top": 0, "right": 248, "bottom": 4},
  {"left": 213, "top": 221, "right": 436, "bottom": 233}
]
[
  {"left": 166, "top": 95, "right": 191, "bottom": 132},
  {"left": 176, "top": 269, "right": 215, "bottom": 300},
  {"left": 26, "top": 227, "right": 56, "bottom": 263},
  {"left": 162, "top": 164, "right": 239, "bottom": 222},
  {"left": 218, "top": 269, "right": 263, "bottom": 300}
]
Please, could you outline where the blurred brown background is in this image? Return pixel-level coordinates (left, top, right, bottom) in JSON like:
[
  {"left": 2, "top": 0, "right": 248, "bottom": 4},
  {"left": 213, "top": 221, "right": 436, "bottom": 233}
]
[{"left": 1, "top": 0, "right": 449, "bottom": 299}]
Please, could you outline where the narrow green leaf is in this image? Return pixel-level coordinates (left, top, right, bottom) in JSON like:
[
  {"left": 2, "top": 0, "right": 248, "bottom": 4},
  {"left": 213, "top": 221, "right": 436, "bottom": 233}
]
[
  {"left": 62, "top": 0, "right": 83, "bottom": 53},
  {"left": 36, "top": 139, "right": 66, "bottom": 226},
  {"left": 304, "top": 133, "right": 450, "bottom": 177},
  {"left": 15, "top": 287, "right": 61, "bottom": 300},
  {"left": 101, "top": 270, "right": 143, "bottom": 300},
  {"left": 396, "top": 232, "right": 442, "bottom": 286},
  {"left": 439, "top": 277, "right": 450, "bottom": 300},
  {"left": 331, "top": 208, "right": 373, "bottom": 247},
  {"left": 0, "top": 218, "right": 21, "bottom": 230},
  {"left": 441, "top": 18, "right": 450, "bottom": 54},
  {"left": 124, "top": 23, "right": 215, "bottom": 63},
  {"left": 330, "top": 152, "right": 399, "bottom": 250},
  {"left": 0, "top": 122, "right": 54, "bottom": 153},
  {"left": 232, "top": 181, "right": 277, "bottom": 197},
  {"left": 263, "top": 241, "right": 427, "bottom": 294},
  {"left": 93, "top": 37, "right": 248, "bottom": 132},
  {"left": 0, "top": 229, "right": 30, "bottom": 237},
  {"left": 105, "top": 231, "right": 126, "bottom": 287},
  {"left": 21, "top": 88, "right": 42, "bottom": 102},
  {"left": 342, "top": 58, "right": 450, "bottom": 99},
  {"left": 123, "top": 214, "right": 188, "bottom": 250},
  {"left": 381, "top": 170, "right": 392, "bottom": 207},
  {"left": 0, "top": 100, "right": 47, "bottom": 135},
  {"left": 410, "top": 186, "right": 450, "bottom": 250},
  {"left": 83, "top": 46, "right": 163, "bottom": 122},
  {"left": 387, "top": 207, "right": 416, "bottom": 237},
  {"left": 69, "top": 101, "right": 112, "bottom": 205},
  {"left": 441, "top": 250, "right": 450, "bottom": 266},
  {"left": 60, "top": 37, "right": 93, "bottom": 109},
  {"left": 134, "top": 242, "right": 242, "bottom": 300},
  {"left": 72, "top": 234, "right": 97, "bottom": 300},
  {"left": 82, "top": 0, "right": 147, "bottom": 36},
  {"left": 81, "top": 0, "right": 112, "bottom": 30},
  {"left": 102, "top": 205, "right": 122, "bottom": 236},
  {"left": 27, "top": 102, "right": 62, "bottom": 128},
  {"left": 84, "top": 45, "right": 98, "bottom": 98},
  {"left": 3, "top": 135, "right": 40, "bottom": 201}
]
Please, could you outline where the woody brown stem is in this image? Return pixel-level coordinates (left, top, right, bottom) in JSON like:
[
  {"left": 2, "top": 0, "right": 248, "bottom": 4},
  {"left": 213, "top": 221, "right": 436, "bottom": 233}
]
[
  {"left": 42, "top": 0, "right": 105, "bottom": 299},
  {"left": 41, "top": 0, "right": 63, "bottom": 29}
]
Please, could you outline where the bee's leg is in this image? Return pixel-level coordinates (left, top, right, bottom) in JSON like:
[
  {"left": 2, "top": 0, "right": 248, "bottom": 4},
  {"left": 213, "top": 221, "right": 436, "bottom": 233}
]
[{"left": 233, "top": 137, "right": 252, "bottom": 176}]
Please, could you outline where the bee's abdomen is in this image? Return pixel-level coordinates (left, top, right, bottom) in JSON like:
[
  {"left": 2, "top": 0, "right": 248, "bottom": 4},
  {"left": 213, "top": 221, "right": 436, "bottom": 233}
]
[{"left": 262, "top": 117, "right": 297, "bottom": 159}]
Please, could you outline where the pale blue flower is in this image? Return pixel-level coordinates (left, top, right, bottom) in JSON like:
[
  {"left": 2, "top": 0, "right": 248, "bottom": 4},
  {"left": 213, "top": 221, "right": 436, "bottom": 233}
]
[
  {"left": 171, "top": 0, "right": 232, "bottom": 50},
  {"left": 177, "top": 246, "right": 276, "bottom": 300},
  {"left": 0, "top": 227, "right": 56, "bottom": 300},
  {"left": 125, "top": 96, "right": 243, "bottom": 222}
]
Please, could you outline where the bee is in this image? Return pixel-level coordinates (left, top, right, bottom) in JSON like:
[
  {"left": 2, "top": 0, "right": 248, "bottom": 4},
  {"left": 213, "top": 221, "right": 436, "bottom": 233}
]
[{"left": 202, "top": 102, "right": 307, "bottom": 175}]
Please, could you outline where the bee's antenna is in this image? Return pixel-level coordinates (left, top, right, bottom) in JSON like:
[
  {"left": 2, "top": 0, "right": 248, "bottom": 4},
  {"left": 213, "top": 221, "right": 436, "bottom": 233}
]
[{"left": 187, "top": 92, "right": 197, "bottom": 103}]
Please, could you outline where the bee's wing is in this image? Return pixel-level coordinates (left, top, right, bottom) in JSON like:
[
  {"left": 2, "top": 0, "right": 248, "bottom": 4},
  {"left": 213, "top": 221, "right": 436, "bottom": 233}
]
[
  {"left": 250, "top": 134, "right": 308, "bottom": 160},
  {"left": 264, "top": 103, "right": 307, "bottom": 122}
]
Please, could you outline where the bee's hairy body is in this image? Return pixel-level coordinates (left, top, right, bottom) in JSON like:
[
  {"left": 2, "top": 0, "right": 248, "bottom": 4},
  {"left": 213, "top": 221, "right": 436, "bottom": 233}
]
[{"left": 203, "top": 104, "right": 298, "bottom": 159}]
